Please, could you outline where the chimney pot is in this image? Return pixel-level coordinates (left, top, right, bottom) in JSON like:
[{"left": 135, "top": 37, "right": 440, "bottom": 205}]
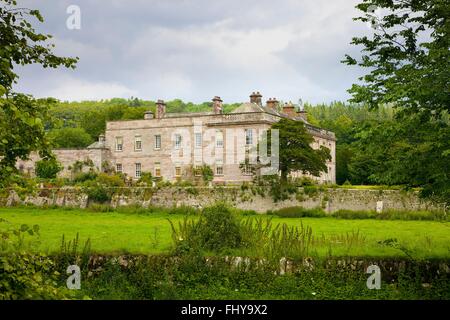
[
  {"left": 296, "top": 108, "right": 308, "bottom": 122},
  {"left": 282, "top": 102, "right": 296, "bottom": 118},
  {"left": 144, "top": 110, "right": 154, "bottom": 120},
  {"left": 250, "top": 91, "right": 263, "bottom": 105},
  {"left": 266, "top": 97, "right": 279, "bottom": 110},
  {"left": 212, "top": 96, "right": 223, "bottom": 114},
  {"left": 155, "top": 99, "right": 166, "bottom": 119}
]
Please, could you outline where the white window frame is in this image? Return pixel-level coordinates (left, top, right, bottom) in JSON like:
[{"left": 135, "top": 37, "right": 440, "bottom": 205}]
[
  {"left": 245, "top": 129, "right": 253, "bottom": 146},
  {"left": 135, "top": 136, "right": 142, "bottom": 151},
  {"left": 116, "top": 163, "right": 123, "bottom": 173},
  {"left": 216, "top": 130, "right": 223, "bottom": 148},
  {"left": 115, "top": 137, "right": 123, "bottom": 152},
  {"left": 135, "top": 163, "right": 142, "bottom": 178},
  {"left": 195, "top": 132, "right": 202, "bottom": 148},
  {"left": 154, "top": 162, "right": 161, "bottom": 177},
  {"left": 155, "top": 134, "right": 161, "bottom": 150}
]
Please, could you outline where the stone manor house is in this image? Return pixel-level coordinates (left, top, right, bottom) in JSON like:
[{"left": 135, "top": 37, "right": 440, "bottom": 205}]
[{"left": 17, "top": 92, "right": 336, "bottom": 184}]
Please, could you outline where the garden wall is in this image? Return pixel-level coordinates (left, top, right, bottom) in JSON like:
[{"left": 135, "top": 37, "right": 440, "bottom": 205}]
[
  {"left": 1, "top": 186, "right": 443, "bottom": 213},
  {"left": 76, "top": 254, "right": 450, "bottom": 282}
]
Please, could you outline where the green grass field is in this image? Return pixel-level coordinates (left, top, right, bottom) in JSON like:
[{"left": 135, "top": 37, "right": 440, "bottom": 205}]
[{"left": 1, "top": 207, "right": 449, "bottom": 259}]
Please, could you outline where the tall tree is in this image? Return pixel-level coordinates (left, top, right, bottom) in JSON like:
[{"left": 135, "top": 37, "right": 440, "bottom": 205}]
[
  {"left": 343, "top": 0, "right": 449, "bottom": 118},
  {"left": 0, "top": 0, "right": 77, "bottom": 182},
  {"left": 343, "top": 0, "right": 450, "bottom": 204},
  {"left": 268, "top": 118, "right": 331, "bottom": 182}
]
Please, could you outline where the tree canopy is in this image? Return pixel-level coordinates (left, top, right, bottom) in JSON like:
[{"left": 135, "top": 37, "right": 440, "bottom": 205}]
[
  {"left": 269, "top": 118, "right": 331, "bottom": 182},
  {"left": 343, "top": 0, "right": 449, "bottom": 118},
  {"left": 343, "top": 0, "right": 450, "bottom": 204},
  {"left": 0, "top": 0, "right": 78, "bottom": 182}
]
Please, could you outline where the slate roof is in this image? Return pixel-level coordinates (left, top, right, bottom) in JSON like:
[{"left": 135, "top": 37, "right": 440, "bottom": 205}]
[{"left": 87, "top": 140, "right": 107, "bottom": 149}]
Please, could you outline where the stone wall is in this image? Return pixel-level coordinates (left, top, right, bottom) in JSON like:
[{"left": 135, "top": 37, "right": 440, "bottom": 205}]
[
  {"left": 1, "top": 186, "right": 442, "bottom": 213},
  {"left": 15, "top": 148, "right": 107, "bottom": 178},
  {"left": 74, "top": 254, "right": 450, "bottom": 282}
]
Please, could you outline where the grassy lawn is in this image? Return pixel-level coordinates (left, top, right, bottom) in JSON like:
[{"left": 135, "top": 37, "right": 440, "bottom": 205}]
[{"left": 1, "top": 207, "right": 449, "bottom": 259}]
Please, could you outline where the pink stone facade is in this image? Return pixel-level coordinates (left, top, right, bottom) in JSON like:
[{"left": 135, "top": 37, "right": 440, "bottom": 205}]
[{"left": 16, "top": 93, "right": 336, "bottom": 184}]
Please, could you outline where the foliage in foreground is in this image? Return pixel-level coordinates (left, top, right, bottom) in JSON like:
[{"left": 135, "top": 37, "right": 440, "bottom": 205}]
[
  {"left": 76, "top": 255, "right": 450, "bottom": 300},
  {"left": 0, "top": 203, "right": 449, "bottom": 300},
  {"left": 0, "top": 219, "right": 71, "bottom": 299},
  {"left": 0, "top": 0, "right": 78, "bottom": 183}
]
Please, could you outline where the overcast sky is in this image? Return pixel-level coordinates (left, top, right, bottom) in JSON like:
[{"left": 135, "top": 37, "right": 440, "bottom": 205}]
[{"left": 13, "top": 0, "right": 371, "bottom": 104}]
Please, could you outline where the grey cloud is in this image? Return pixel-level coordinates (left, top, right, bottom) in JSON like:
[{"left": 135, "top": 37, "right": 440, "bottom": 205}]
[{"left": 12, "top": 0, "right": 369, "bottom": 104}]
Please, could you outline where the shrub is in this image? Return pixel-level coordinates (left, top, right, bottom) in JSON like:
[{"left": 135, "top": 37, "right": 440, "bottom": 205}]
[
  {"left": 330, "top": 209, "right": 448, "bottom": 221},
  {"left": 294, "top": 177, "right": 315, "bottom": 186},
  {"left": 138, "top": 172, "right": 153, "bottom": 185},
  {"left": 0, "top": 220, "right": 70, "bottom": 299},
  {"left": 331, "top": 209, "right": 376, "bottom": 219},
  {"left": 35, "top": 158, "right": 62, "bottom": 179},
  {"left": 198, "top": 204, "right": 242, "bottom": 251},
  {"left": 82, "top": 173, "right": 125, "bottom": 204},
  {"left": 73, "top": 171, "right": 98, "bottom": 184},
  {"left": 95, "top": 173, "right": 125, "bottom": 188},
  {"left": 200, "top": 165, "right": 213, "bottom": 183},
  {"left": 268, "top": 206, "right": 326, "bottom": 218},
  {"left": 236, "top": 209, "right": 258, "bottom": 216},
  {"left": 167, "top": 205, "right": 199, "bottom": 216},
  {"left": 303, "top": 185, "right": 319, "bottom": 197},
  {"left": 185, "top": 186, "right": 199, "bottom": 196},
  {"left": 83, "top": 181, "right": 111, "bottom": 203},
  {"left": 170, "top": 203, "right": 242, "bottom": 253}
]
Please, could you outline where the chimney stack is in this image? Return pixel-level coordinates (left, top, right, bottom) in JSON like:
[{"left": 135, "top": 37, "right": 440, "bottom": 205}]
[
  {"left": 266, "top": 97, "right": 279, "bottom": 111},
  {"left": 144, "top": 110, "right": 154, "bottom": 120},
  {"left": 250, "top": 91, "right": 262, "bottom": 106},
  {"left": 282, "top": 102, "right": 297, "bottom": 118},
  {"left": 155, "top": 99, "right": 166, "bottom": 119},
  {"left": 212, "top": 96, "right": 223, "bottom": 114},
  {"left": 296, "top": 109, "right": 308, "bottom": 122}
]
